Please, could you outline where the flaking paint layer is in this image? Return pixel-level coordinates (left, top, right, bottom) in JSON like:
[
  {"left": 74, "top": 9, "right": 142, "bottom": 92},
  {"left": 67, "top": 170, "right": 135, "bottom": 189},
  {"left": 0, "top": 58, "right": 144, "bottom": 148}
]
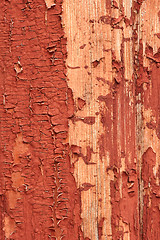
[
  {"left": 63, "top": 0, "right": 160, "bottom": 239},
  {"left": 0, "top": 0, "right": 159, "bottom": 239}
]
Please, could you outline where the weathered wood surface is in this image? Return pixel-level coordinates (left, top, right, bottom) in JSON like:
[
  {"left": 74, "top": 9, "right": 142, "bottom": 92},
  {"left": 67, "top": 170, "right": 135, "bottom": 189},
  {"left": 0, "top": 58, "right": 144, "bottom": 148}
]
[{"left": 0, "top": 0, "right": 159, "bottom": 239}]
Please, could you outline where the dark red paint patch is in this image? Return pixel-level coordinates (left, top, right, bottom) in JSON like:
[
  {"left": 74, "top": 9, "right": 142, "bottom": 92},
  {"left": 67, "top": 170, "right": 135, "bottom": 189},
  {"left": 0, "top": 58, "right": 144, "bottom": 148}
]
[{"left": 0, "top": 0, "right": 82, "bottom": 239}]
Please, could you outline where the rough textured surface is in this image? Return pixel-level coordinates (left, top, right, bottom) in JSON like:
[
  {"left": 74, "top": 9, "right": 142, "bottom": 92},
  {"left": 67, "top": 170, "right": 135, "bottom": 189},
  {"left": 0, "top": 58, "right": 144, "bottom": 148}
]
[
  {"left": 62, "top": 0, "right": 160, "bottom": 239},
  {"left": 0, "top": 0, "right": 81, "bottom": 239},
  {"left": 0, "top": 0, "right": 159, "bottom": 239}
]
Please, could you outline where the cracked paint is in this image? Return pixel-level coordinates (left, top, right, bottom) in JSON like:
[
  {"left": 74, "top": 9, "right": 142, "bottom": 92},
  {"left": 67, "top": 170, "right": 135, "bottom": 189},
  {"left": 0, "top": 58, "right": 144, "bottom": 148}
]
[
  {"left": 0, "top": 0, "right": 81, "bottom": 239},
  {"left": 0, "top": 0, "right": 159, "bottom": 239}
]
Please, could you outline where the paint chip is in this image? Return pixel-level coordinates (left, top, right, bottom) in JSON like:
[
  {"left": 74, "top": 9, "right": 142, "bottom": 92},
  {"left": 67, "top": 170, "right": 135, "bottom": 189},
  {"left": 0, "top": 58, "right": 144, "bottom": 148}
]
[
  {"left": 44, "top": 0, "right": 56, "bottom": 9},
  {"left": 14, "top": 61, "right": 22, "bottom": 74},
  {"left": 3, "top": 215, "right": 16, "bottom": 238}
]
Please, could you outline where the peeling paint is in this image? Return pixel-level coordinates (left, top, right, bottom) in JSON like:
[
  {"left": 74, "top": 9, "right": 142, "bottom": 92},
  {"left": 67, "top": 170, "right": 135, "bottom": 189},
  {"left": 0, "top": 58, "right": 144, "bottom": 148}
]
[
  {"left": 0, "top": 0, "right": 81, "bottom": 239},
  {"left": 44, "top": 0, "right": 56, "bottom": 9},
  {"left": 62, "top": 0, "right": 159, "bottom": 239},
  {"left": 0, "top": 0, "right": 159, "bottom": 239}
]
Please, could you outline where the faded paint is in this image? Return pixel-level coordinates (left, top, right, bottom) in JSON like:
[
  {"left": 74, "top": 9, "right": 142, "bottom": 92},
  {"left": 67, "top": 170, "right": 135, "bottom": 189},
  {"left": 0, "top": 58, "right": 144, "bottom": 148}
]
[
  {"left": 3, "top": 215, "right": 16, "bottom": 239},
  {"left": 63, "top": 0, "right": 113, "bottom": 238},
  {"left": 63, "top": 0, "right": 159, "bottom": 239}
]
